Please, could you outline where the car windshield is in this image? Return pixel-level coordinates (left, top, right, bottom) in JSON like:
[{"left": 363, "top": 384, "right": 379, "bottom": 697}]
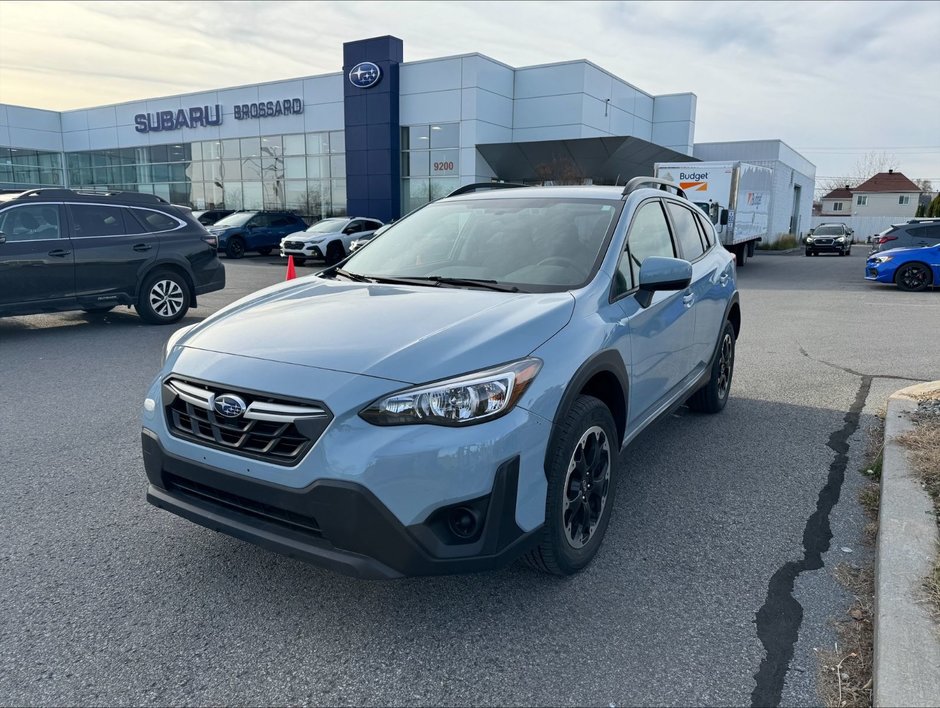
[
  {"left": 212, "top": 212, "right": 254, "bottom": 227},
  {"left": 814, "top": 226, "right": 843, "bottom": 235},
  {"left": 340, "top": 197, "right": 621, "bottom": 292},
  {"left": 305, "top": 218, "right": 348, "bottom": 234}
]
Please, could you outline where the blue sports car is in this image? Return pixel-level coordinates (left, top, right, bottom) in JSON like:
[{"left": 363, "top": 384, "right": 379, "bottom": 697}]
[{"left": 865, "top": 243, "right": 940, "bottom": 291}]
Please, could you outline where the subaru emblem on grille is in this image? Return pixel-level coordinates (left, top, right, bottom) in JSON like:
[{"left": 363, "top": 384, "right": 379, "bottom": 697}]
[{"left": 214, "top": 394, "right": 247, "bottom": 418}]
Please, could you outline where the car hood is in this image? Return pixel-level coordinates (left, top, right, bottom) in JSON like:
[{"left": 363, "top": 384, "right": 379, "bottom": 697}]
[{"left": 177, "top": 277, "right": 576, "bottom": 383}]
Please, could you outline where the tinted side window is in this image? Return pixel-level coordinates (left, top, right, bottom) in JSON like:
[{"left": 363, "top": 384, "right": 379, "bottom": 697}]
[
  {"left": 366, "top": 220, "right": 383, "bottom": 230},
  {"left": 0, "top": 204, "right": 62, "bottom": 242},
  {"left": 121, "top": 208, "right": 146, "bottom": 235},
  {"left": 693, "top": 211, "right": 714, "bottom": 248},
  {"left": 130, "top": 208, "right": 178, "bottom": 233},
  {"left": 666, "top": 202, "right": 705, "bottom": 260},
  {"left": 626, "top": 201, "right": 675, "bottom": 285},
  {"left": 69, "top": 204, "right": 126, "bottom": 237}
]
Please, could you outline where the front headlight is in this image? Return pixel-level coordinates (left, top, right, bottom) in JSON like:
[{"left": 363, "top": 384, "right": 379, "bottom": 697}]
[
  {"left": 870, "top": 256, "right": 894, "bottom": 265},
  {"left": 360, "top": 358, "right": 542, "bottom": 426},
  {"left": 835, "top": 236, "right": 846, "bottom": 242},
  {"left": 162, "top": 324, "right": 196, "bottom": 364},
  {"left": 806, "top": 237, "right": 814, "bottom": 243}
]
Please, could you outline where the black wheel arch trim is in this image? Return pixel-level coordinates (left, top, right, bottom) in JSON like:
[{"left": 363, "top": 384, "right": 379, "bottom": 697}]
[{"left": 543, "top": 349, "right": 630, "bottom": 473}]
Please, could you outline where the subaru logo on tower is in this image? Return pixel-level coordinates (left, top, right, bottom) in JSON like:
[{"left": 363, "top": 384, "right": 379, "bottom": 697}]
[
  {"left": 213, "top": 394, "right": 247, "bottom": 418},
  {"left": 348, "top": 62, "right": 382, "bottom": 89}
]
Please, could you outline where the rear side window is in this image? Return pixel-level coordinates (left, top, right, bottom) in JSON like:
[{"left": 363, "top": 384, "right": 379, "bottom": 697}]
[
  {"left": 130, "top": 208, "right": 179, "bottom": 233},
  {"left": 69, "top": 204, "right": 127, "bottom": 237},
  {"left": 693, "top": 211, "right": 714, "bottom": 248},
  {"left": 665, "top": 202, "right": 706, "bottom": 261}
]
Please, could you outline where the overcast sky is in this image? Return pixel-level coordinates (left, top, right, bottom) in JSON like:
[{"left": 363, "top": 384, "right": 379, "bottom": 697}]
[{"left": 1, "top": 0, "right": 938, "bottom": 190}]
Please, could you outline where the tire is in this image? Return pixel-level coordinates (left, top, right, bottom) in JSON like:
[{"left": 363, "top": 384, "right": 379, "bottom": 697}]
[
  {"left": 895, "top": 262, "right": 932, "bottom": 292},
  {"left": 523, "top": 395, "right": 619, "bottom": 576},
  {"left": 136, "top": 270, "right": 190, "bottom": 325},
  {"left": 257, "top": 247, "right": 273, "bottom": 256},
  {"left": 805, "top": 249, "right": 811, "bottom": 257},
  {"left": 325, "top": 241, "right": 345, "bottom": 265},
  {"left": 225, "top": 236, "right": 246, "bottom": 259},
  {"left": 735, "top": 245, "right": 747, "bottom": 266},
  {"left": 293, "top": 257, "right": 306, "bottom": 266},
  {"left": 687, "top": 319, "right": 736, "bottom": 414}
]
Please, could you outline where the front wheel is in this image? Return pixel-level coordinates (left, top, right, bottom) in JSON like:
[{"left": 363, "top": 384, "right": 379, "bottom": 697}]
[
  {"left": 523, "top": 395, "right": 619, "bottom": 576},
  {"left": 735, "top": 245, "right": 747, "bottom": 266},
  {"left": 136, "top": 270, "right": 190, "bottom": 325},
  {"left": 325, "top": 241, "right": 345, "bottom": 265},
  {"left": 225, "top": 236, "right": 246, "bottom": 259},
  {"left": 895, "top": 262, "right": 932, "bottom": 292},
  {"left": 687, "top": 320, "right": 736, "bottom": 414},
  {"left": 805, "top": 249, "right": 811, "bottom": 257}
]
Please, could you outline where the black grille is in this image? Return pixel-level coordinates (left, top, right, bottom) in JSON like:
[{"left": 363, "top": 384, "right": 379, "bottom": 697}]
[
  {"left": 284, "top": 241, "right": 305, "bottom": 249},
  {"left": 163, "top": 378, "right": 330, "bottom": 466},
  {"left": 165, "top": 473, "right": 322, "bottom": 536}
]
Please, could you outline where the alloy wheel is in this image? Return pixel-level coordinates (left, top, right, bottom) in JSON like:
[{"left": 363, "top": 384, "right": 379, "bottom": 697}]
[
  {"left": 149, "top": 279, "right": 185, "bottom": 318},
  {"left": 562, "top": 425, "right": 611, "bottom": 549},
  {"left": 717, "top": 332, "right": 734, "bottom": 399},
  {"left": 901, "top": 265, "right": 928, "bottom": 290}
]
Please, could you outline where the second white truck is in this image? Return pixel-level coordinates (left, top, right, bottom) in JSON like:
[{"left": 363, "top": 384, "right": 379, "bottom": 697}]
[{"left": 654, "top": 161, "right": 773, "bottom": 266}]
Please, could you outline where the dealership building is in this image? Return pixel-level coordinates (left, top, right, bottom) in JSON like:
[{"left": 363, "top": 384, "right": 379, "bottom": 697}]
[{"left": 0, "top": 35, "right": 815, "bottom": 234}]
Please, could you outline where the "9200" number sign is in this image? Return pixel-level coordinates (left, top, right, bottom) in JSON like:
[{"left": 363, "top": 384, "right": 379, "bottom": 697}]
[{"left": 433, "top": 161, "right": 455, "bottom": 172}]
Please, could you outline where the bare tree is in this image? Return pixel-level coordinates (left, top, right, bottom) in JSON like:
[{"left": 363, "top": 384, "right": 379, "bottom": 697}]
[
  {"left": 913, "top": 177, "right": 934, "bottom": 193},
  {"left": 534, "top": 157, "right": 585, "bottom": 186},
  {"left": 815, "top": 151, "right": 899, "bottom": 198}
]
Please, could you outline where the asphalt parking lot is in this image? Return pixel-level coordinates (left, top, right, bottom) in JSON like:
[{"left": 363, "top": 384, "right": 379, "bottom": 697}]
[{"left": 1, "top": 251, "right": 938, "bottom": 706}]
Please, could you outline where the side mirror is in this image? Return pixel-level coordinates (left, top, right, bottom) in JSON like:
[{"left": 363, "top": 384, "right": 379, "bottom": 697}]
[
  {"left": 719, "top": 209, "right": 729, "bottom": 226},
  {"left": 635, "top": 257, "right": 693, "bottom": 308}
]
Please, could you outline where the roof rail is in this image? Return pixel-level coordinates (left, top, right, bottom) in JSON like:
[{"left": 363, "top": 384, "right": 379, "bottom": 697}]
[
  {"left": 622, "top": 177, "right": 686, "bottom": 199},
  {"left": 445, "top": 182, "right": 530, "bottom": 198},
  {"left": 12, "top": 188, "right": 169, "bottom": 204}
]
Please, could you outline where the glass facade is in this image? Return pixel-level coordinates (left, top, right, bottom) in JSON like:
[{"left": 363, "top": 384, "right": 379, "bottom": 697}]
[
  {"left": 401, "top": 123, "right": 459, "bottom": 213},
  {"left": 63, "top": 130, "right": 346, "bottom": 221},
  {"left": 0, "top": 147, "right": 65, "bottom": 189}
]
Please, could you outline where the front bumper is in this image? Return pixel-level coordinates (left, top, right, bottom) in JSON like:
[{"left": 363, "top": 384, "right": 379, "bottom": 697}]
[
  {"left": 280, "top": 244, "right": 324, "bottom": 260},
  {"left": 806, "top": 241, "right": 847, "bottom": 254},
  {"left": 142, "top": 430, "right": 537, "bottom": 578},
  {"left": 865, "top": 263, "right": 894, "bottom": 282}
]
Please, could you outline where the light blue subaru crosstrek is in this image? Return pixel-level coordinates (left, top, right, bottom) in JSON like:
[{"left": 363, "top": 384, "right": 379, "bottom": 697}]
[{"left": 141, "top": 178, "right": 740, "bottom": 578}]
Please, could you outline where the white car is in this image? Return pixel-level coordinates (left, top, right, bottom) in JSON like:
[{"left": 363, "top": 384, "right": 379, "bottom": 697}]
[{"left": 280, "top": 217, "right": 383, "bottom": 265}]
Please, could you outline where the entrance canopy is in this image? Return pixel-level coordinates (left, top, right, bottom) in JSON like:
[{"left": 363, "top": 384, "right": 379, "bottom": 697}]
[{"left": 476, "top": 136, "right": 695, "bottom": 185}]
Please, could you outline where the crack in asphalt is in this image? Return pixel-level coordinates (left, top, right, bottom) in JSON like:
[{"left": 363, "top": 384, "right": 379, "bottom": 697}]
[
  {"left": 797, "top": 344, "right": 926, "bottom": 383},
  {"left": 750, "top": 357, "right": 873, "bottom": 707}
]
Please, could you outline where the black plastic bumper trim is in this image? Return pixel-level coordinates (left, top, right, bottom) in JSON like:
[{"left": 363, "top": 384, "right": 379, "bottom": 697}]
[{"left": 141, "top": 430, "right": 538, "bottom": 578}]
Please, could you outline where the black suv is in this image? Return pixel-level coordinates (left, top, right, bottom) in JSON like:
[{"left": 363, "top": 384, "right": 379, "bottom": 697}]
[
  {"left": 805, "top": 223, "right": 853, "bottom": 256},
  {"left": 191, "top": 209, "right": 235, "bottom": 226},
  {"left": 869, "top": 219, "right": 940, "bottom": 254},
  {"left": 0, "top": 189, "right": 225, "bottom": 324}
]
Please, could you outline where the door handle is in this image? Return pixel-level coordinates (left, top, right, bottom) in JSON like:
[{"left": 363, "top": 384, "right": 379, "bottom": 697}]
[
  {"left": 48, "top": 249, "right": 72, "bottom": 257},
  {"left": 682, "top": 292, "right": 695, "bottom": 307},
  {"left": 133, "top": 243, "right": 153, "bottom": 252},
  {"left": 719, "top": 273, "right": 730, "bottom": 286}
]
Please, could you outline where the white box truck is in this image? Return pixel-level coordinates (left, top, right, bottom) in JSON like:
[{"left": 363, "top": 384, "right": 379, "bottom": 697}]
[{"left": 654, "top": 161, "right": 773, "bottom": 266}]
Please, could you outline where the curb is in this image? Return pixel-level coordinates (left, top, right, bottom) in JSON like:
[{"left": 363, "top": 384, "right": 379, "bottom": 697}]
[{"left": 874, "top": 381, "right": 940, "bottom": 708}]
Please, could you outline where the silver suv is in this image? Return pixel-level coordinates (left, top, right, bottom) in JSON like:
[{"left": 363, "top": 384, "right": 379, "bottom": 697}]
[
  {"left": 869, "top": 219, "right": 940, "bottom": 255},
  {"left": 280, "top": 217, "right": 383, "bottom": 265}
]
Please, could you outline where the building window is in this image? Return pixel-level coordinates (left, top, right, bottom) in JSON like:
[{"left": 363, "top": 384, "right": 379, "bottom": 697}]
[
  {"left": 832, "top": 202, "right": 843, "bottom": 211},
  {"left": 64, "top": 133, "right": 346, "bottom": 222},
  {"left": 0, "top": 147, "right": 65, "bottom": 188},
  {"left": 401, "top": 123, "right": 460, "bottom": 212},
  {"left": 899, "top": 195, "right": 911, "bottom": 205},
  {"left": 856, "top": 195, "right": 868, "bottom": 206}
]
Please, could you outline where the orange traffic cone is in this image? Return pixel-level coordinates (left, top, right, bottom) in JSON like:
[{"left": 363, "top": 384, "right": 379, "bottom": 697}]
[{"left": 286, "top": 255, "right": 297, "bottom": 281}]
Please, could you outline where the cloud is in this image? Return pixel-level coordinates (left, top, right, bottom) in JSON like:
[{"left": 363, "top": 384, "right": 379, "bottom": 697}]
[{"left": 1, "top": 0, "right": 938, "bottom": 183}]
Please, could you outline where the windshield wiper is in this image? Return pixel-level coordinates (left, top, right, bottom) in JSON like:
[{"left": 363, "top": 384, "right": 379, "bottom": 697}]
[
  {"left": 411, "top": 276, "right": 520, "bottom": 292},
  {"left": 332, "top": 268, "right": 373, "bottom": 283}
]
